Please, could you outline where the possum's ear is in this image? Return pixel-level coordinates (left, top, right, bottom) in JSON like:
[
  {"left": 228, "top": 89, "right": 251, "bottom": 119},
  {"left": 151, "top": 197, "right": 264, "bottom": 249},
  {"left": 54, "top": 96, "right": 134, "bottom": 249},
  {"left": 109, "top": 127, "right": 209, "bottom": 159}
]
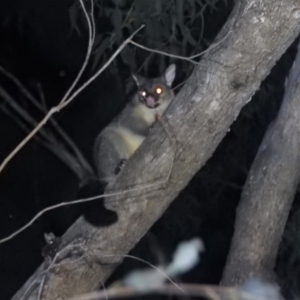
[
  {"left": 132, "top": 73, "right": 146, "bottom": 88},
  {"left": 164, "top": 64, "right": 176, "bottom": 87}
]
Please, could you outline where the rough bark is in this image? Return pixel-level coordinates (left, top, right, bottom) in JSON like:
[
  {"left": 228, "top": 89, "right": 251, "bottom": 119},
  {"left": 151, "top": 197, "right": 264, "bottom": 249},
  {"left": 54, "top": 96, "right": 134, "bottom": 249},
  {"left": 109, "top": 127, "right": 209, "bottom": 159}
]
[
  {"left": 222, "top": 41, "right": 300, "bottom": 286},
  {"left": 12, "top": 1, "right": 300, "bottom": 299}
]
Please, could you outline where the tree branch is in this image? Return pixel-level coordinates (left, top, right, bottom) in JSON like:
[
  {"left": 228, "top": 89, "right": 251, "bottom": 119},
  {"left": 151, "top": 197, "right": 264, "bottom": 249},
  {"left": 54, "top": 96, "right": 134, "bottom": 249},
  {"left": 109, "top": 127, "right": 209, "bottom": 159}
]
[
  {"left": 0, "top": 85, "right": 90, "bottom": 181},
  {"left": 0, "top": 65, "right": 95, "bottom": 180},
  {"left": 221, "top": 39, "right": 300, "bottom": 285}
]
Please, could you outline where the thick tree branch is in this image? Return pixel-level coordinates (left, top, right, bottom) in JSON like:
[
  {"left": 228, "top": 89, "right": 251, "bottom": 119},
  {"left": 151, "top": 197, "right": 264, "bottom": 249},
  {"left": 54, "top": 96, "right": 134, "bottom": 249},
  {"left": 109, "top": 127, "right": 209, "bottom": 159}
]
[
  {"left": 11, "top": 1, "right": 300, "bottom": 299},
  {"left": 222, "top": 40, "right": 300, "bottom": 285}
]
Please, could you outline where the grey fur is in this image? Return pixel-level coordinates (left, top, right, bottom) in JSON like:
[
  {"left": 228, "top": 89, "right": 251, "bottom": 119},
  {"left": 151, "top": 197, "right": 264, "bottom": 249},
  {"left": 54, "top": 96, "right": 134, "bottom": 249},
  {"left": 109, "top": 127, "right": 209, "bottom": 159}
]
[{"left": 93, "top": 64, "right": 176, "bottom": 185}]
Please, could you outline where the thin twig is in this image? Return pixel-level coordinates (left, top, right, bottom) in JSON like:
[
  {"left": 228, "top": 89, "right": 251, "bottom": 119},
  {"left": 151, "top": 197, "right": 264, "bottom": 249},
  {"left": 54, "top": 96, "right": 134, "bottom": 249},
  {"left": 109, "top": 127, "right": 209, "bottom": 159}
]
[
  {"left": 0, "top": 86, "right": 58, "bottom": 144},
  {"left": 188, "top": 3, "right": 237, "bottom": 59},
  {"left": 0, "top": 66, "right": 94, "bottom": 177},
  {"left": 99, "top": 270, "right": 108, "bottom": 300},
  {"left": 90, "top": 0, "right": 96, "bottom": 44},
  {"left": 37, "top": 276, "right": 46, "bottom": 300},
  {"left": 62, "top": 25, "right": 145, "bottom": 107},
  {"left": 0, "top": 175, "right": 167, "bottom": 244},
  {"left": 129, "top": 41, "right": 199, "bottom": 65},
  {"left": 0, "top": 20, "right": 144, "bottom": 174},
  {"left": 0, "top": 86, "right": 88, "bottom": 180},
  {"left": 0, "top": 100, "right": 80, "bottom": 178},
  {"left": 22, "top": 240, "right": 86, "bottom": 300},
  {"left": 59, "top": 0, "right": 94, "bottom": 105},
  {"left": 129, "top": 1, "right": 239, "bottom": 64},
  {"left": 0, "top": 0, "right": 94, "bottom": 174},
  {"left": 103, "top": 254, "right": 183, "bottom": 292},
  {"left": 0, "top": 101, "right": 32, "bottom": 135}
]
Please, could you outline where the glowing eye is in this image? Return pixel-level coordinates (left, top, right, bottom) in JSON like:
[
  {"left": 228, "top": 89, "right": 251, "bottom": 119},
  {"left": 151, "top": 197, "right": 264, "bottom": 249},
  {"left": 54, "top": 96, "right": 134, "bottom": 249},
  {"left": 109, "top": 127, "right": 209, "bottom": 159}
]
[
  {"left": 155, "top": 87, "right": 163, "bottom": 94},
  {"left": 141, "top": 91, "right": 147, "bottom": 97}
]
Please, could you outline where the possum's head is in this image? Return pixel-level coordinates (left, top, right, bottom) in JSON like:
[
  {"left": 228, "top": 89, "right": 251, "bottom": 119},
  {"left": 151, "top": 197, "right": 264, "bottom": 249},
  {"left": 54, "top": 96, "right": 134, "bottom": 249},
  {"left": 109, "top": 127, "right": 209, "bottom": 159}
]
[{"left": 132, "top": 64, "right": 176, "bottom": 109}]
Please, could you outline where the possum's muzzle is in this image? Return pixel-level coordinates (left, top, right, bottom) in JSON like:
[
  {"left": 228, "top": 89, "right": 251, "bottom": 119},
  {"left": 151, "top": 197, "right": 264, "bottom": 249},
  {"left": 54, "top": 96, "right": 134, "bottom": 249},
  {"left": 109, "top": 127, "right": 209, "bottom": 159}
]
[{"left": 139, "top": 91, "right": 160, "bottom": 109}]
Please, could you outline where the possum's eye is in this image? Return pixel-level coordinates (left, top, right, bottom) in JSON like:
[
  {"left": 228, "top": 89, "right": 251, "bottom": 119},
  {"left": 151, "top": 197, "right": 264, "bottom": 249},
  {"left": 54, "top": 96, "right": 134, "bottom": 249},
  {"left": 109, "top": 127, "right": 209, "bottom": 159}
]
[
  {"left": 155, "top": 87, "right": 163, "bottom": 95},
  {"left": 141, "top": 90, "right": 147, "bottom": 97}
]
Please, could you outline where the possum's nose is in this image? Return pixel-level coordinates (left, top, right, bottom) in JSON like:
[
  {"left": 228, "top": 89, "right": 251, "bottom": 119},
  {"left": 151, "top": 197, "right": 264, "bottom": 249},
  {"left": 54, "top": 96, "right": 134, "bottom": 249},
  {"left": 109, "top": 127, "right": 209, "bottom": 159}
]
[{"left": 145, "top": 95, "right": 156, "bottom": 107}]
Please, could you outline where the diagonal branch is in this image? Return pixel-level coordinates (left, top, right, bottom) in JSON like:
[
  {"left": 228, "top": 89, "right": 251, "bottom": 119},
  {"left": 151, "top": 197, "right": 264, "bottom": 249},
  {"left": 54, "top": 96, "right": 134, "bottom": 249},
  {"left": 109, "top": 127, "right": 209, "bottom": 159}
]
[
  {"left": 0, "top": 86, "right": 88, "bottom": 181},
  {"left": 222, "top": 39, "right": 300, "bottom": 286},
  {"left": 0, "top": 0, "right": 95, "bottom": 175},
  {"left": 0, "top": 65, "right": 94, "bottom": 179}
]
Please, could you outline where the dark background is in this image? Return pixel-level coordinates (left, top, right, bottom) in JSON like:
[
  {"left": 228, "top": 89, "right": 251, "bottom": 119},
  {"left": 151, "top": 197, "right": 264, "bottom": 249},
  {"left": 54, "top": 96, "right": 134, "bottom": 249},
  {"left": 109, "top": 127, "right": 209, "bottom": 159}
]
[{"left": 0, "top": 0, "right": 299, "bottom": 299}]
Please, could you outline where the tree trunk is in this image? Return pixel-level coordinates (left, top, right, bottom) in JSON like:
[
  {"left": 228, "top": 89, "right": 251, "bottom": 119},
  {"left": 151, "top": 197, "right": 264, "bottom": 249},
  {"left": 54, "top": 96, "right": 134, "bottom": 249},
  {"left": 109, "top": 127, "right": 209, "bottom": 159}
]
[
  {"left": 222, "top": 40, "right": 300, "bottom": 286},
  {"left": 12, "top": 1, "right": 300, "bottom": 299}
]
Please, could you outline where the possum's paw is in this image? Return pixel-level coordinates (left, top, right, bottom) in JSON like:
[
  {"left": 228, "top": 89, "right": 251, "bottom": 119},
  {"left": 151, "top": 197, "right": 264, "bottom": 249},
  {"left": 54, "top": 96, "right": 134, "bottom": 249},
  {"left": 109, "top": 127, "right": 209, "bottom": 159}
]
[{"left": 115, "top": 159, "right": 128, "bottom": 175}]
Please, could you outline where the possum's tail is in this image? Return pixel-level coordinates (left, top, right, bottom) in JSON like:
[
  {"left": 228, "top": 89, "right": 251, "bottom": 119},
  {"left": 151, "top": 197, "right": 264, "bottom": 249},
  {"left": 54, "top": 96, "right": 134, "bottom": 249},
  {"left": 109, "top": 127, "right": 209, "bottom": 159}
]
[{"left": 77, "top": 177, "right": 118, "bottom": 227}]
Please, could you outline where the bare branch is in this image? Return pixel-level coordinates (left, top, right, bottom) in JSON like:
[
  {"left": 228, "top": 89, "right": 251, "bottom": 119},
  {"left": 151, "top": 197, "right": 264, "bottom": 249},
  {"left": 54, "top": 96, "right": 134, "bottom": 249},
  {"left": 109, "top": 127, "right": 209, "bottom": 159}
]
[
  {"left": 59, "top": 0, "right": 94, "bottom": 105},
  {"left": 222, "top": 40, "right": 300, "bottom": 286},
  {"left": 129, "top": 40, "right": 199, "bottom": 65},
  {"left": 0, "top": 9, "right": 144, "bottom": 174},
  {"left": 0, "top": 179, "right": 167, "bottom": 245},
  {"left": 129, "top": 3, "right": 238, "bottom": 64},
  {"left": 0, "top": 85, "right": 90, "bottom": 180},
  {"left": 0, "top": 65, "right": 94, "bottom": 178},
  {"left": 61, "top": 25, "right": 145, "bottom": 107},
  {"left": 0, "top": 85, "right": 56, "bottom": 143}
]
